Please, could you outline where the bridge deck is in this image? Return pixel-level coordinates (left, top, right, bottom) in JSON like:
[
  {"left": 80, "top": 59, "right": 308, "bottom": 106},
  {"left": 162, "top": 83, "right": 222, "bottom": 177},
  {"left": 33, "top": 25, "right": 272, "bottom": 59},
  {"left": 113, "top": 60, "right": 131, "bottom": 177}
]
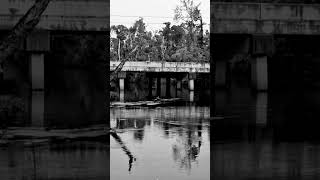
[
  {"left": 110, "top": 61, "right": 210, "bottom": 73},
  {"left": 212, "top": 2, "right": 320, "bottom": 34},
  {"left": 0, "top": 0, "right": 108, "bottom": 31}
]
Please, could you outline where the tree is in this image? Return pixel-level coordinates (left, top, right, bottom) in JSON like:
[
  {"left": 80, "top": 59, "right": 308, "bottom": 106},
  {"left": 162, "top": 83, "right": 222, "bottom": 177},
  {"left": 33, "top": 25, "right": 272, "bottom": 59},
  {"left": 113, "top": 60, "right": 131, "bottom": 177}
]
[
  {"left": 174, "top": 0, "right": 202, "bottom": 50},
  {"left": 111, "top": 25, "right": 129, "bottom": 61}
]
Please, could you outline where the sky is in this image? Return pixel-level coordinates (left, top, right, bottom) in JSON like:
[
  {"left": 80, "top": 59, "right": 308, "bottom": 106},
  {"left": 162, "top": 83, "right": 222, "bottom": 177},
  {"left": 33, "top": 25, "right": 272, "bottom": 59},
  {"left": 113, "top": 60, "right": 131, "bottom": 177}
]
[{"left": 110, "top": 0, "right": 210, "bottom": 33}]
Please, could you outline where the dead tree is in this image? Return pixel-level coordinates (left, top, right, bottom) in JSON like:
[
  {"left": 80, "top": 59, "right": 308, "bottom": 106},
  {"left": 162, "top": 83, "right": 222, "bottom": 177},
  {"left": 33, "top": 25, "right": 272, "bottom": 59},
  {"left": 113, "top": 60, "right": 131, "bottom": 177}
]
[{"left": 0, "top": 0, "right": 51, "bottom": 65}]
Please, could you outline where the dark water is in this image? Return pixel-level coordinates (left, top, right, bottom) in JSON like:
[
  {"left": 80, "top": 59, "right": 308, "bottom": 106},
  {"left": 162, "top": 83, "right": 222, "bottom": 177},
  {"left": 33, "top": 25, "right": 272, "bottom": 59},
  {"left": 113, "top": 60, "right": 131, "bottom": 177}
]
[
  {"left": 110, "top": 106, "right": 210, "bottom": 180},
  {"left": 0, "top": 142, "right": 108, "bottom": 180},
  {"left": 0, "top": 66, "right": 107, "bottom": 179},
  {"left": 212, "top": 87, "right": 320, "bottom": 180}
]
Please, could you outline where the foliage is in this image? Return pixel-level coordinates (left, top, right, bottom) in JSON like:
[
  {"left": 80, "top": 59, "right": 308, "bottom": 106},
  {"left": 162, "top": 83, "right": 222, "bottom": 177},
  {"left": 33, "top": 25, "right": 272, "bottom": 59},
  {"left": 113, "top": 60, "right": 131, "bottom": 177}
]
[{"left": 110, "top": 2, "right": 209, "bottom": 63}]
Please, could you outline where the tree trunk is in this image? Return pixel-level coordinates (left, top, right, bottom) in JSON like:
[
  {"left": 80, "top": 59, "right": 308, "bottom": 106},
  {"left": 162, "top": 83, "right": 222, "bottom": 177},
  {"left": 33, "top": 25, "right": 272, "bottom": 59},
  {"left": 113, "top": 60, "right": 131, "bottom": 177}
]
[
  {"left": 118, "top": 39, "right": 121, "bottom": 61},
  {"left": 199, "top": 17, "right": 204, "bottom": 48},
  {"left": 0, "top": 0, "right": 51, "bottom": 64},
  {"left": 110, "top": 45, "right": 138, "bottom": 82}
]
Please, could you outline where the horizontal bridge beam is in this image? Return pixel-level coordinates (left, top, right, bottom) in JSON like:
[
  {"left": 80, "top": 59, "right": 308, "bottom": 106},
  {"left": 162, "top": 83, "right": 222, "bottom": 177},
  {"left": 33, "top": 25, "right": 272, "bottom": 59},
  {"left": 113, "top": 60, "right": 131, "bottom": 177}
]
[
  {"left": 211, "top": 2, "right": 320, "bottom": 34},
  {"left": 110, "top": 61, "right": 210, "bottom": 73},
  {"left": 0, "top": 0, "right": 108, "bottom": 31}
]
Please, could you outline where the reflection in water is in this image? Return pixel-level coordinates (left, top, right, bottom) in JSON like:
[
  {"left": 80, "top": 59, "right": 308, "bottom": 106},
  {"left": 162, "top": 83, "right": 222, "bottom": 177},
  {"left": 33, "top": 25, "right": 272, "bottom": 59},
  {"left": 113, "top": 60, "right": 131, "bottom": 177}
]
[
  {"left": 110, "top": 106, "right": 210, "bottom": 180},
  {"left": 110, "top": 129, "right": 136, "bottom": 172},
  {"left": 212, "top": 88, "right": 320, "bottom": 180}
]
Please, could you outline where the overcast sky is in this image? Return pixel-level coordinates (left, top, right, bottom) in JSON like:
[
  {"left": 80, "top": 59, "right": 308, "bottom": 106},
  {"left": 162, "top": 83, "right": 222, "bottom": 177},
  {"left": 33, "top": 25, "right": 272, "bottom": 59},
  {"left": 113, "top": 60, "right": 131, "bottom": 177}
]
[{"left": 110, "top": 0, "right": 210, "bottom": 32}]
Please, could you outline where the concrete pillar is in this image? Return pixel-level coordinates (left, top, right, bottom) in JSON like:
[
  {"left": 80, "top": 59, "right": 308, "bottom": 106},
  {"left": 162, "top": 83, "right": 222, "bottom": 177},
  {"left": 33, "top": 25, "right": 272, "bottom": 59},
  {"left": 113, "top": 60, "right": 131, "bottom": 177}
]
[
  {"left": 30, "top": 54, "right": 45, "bottom": 90},
  {"left": 119, "top": 79, "right": 124, "bottom": 102},
  {"left": 31, "top": 91, "right": 44, "bottom": 127},
  {"left": 118, "top": 72, "right": 126, "bottom": 102},
  {"left": 189, "top": 79, "right": 194, "bottom": 91},
  {"left": 30, "top": 54, "right": 45, "bottom": 127},
  {"left": 251, "top": 56, "right": 268, "bottom": 91},
  {"left": 189, "top": 91, "right": 194, "bottom": 102},
  {"left": 27, "top": 30, "right": 50, "bottom": 127},
  {"left": 189, "top": 73, "right": 196, "bottom": 102},
  {"left": 176, "top": 80, "right": 182, "bottom": 97},
  {"left": 215, "top": 61, "right": 227, "bottom": 87}
]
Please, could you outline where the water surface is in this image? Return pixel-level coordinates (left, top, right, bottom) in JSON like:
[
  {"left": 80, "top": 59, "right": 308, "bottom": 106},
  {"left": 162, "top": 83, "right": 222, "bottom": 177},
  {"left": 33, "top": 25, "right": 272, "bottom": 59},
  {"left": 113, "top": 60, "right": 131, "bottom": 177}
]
[{"left": 110, "top": 106, "right": 210, "bottom": 180}]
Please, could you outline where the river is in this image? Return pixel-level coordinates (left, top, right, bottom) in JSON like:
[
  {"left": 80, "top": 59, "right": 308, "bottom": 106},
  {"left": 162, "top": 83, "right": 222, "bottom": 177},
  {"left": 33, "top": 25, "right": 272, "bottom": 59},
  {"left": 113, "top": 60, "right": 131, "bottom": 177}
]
[{"left": 110, "top": 105, "right": 210, "bottom": 180}]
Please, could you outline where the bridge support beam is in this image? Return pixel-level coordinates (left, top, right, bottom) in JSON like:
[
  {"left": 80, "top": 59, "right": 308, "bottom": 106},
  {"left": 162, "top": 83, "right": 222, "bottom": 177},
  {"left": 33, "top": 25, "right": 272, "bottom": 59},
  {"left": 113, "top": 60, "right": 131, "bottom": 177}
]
[
  {"left": 30, "top": 54, "right": 45, "bottom": 127},
  {"left": 189, "top": 73, "right": 196, "bottom": 102},
  {"left": 251, "top": 55, "right": 268, "bottom": 91},
  {"left": 176, "top": 79, "right": 182, "bottom": 98},
  {"left": 118, "top": 72, "right": 126, "bottom": 102},
  {"left": 27, "top": 30, "right": 50, "bottom": 127}
]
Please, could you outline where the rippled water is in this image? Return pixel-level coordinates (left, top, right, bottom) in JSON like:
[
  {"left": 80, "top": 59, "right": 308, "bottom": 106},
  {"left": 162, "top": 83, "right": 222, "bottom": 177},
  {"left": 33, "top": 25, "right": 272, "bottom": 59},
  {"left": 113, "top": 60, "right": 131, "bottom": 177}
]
[{"left": 110, "top": 106, "right": 210, "bottom": 180}]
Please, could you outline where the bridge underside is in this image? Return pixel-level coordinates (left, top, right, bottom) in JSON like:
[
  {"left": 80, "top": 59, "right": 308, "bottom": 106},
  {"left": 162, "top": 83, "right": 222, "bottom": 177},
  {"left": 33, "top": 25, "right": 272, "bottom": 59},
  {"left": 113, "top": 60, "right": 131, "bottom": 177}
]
[
  {"left": 0, "top": 0, "right": 108, "bottom": 32},
  {"left": 210, "top": 2, "right": 320, "bottom": 92},
  {"left": 212, "top": 33, "right": 320, "bottom": 91}
]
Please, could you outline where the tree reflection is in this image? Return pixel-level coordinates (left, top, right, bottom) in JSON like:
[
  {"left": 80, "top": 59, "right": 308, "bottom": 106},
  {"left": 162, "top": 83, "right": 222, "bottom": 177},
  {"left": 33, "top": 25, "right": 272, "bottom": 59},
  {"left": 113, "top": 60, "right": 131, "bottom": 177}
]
[
  {"left": 171, "top": 126, "right": 201, "bottom": 171},
  {"left": 167, "top": 118, "right": 203, "bottom": 171}
]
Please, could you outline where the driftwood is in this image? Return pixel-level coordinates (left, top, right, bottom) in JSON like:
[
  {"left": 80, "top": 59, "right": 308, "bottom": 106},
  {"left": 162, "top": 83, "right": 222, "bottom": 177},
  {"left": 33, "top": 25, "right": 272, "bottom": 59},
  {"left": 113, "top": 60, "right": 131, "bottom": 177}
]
[{"left": 0, "top": 0, "right": 51, "bottom": 64}]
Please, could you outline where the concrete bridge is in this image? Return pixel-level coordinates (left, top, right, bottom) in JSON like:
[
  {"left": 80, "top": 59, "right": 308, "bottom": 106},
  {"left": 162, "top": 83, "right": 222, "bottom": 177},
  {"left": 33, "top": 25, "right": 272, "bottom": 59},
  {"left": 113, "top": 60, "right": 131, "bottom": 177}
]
[
  {"left": 111, "top": 61, "right": 210, "bottom": 102},
  {"left": 211, "top": 2, "right": 320, "bottom": 92},
  {"left": 0, "top": 0, "right": 108, "bottom": 126}
]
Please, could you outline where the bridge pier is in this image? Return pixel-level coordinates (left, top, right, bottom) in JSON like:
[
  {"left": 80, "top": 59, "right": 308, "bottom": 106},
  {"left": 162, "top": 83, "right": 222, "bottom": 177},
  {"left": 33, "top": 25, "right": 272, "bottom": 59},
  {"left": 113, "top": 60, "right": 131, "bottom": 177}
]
[
  {"left": 118, "top": 72, "right": 126, "bottom": 102},
  {"left": 27, "top": 31, "right": 50, "bottom": 127},
  {"left": 251, "top": 56, "right": 268, "bottom": 91},
  {"left": 189, "top": 73, "right": 196, "bottom": 102},
  {"left": 176, "top": 79, "right": 182, "bottom": 98}
]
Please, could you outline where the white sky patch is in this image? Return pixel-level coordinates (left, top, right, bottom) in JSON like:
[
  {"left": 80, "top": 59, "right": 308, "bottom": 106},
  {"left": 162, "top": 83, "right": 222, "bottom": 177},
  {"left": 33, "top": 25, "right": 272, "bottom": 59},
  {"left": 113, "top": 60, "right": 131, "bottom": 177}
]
[{"left": 110, "top": 0, "right": 210, "bottom": 32}]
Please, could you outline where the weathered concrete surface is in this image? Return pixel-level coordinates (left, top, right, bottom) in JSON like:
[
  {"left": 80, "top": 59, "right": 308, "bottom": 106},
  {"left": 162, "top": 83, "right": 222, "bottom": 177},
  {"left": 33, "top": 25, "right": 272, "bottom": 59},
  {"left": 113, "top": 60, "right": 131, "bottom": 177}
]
[
  {"left": 110, "top": 61, "right": 210, "bottom": 73},
  {"left": 212, "top": 2, "right": 320, "bottom": 34},
  {"left": 0, "top": 0, "right": 108, "bottom": 31}
]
